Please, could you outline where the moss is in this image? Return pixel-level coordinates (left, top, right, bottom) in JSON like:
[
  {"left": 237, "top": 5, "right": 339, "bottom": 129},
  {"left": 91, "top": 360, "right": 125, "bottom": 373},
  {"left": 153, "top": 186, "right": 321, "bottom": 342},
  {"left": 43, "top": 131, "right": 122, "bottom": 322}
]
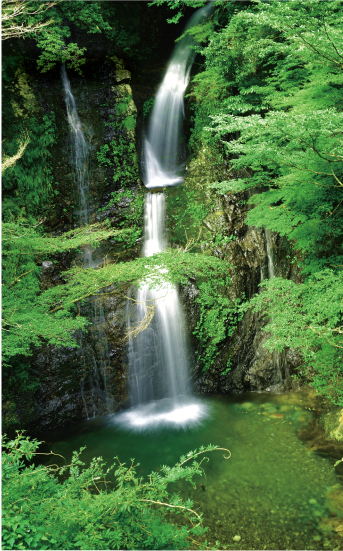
[{"left": 319, "top": 408, "right": 343, "bottom": 442}]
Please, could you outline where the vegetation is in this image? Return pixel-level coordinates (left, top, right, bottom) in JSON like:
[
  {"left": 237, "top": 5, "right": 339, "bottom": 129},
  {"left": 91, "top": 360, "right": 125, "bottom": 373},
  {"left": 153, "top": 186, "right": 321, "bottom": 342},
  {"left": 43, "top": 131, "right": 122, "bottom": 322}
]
[
  {"left": 154, "top": 0, "right": 343, "bottom": 404},
  {"left": 96, "top": 94, "right": 144, "bottom": 250},
  {"left": 2, "top": 0, "right": 112, "bottom": 73},
  {"left": 2, "top": 2, "right": 343, "bottom": 547},
  {"left": 2, "top": 432, "right": 227, "bottom": 550}
]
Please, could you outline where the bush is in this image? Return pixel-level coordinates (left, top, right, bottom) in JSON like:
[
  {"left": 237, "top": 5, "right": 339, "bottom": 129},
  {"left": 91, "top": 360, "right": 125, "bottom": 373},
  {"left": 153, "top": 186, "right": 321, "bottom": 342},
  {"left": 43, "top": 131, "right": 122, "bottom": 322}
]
[{"left": 2, "top": 432, "right": 229, "bottom": 550}]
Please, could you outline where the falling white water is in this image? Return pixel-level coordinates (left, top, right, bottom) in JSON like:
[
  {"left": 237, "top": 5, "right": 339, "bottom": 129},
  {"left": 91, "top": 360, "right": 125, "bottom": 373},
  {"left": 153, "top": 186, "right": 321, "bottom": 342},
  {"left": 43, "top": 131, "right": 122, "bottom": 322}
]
[
  {"left": 128, "top": 193, "right": 190, "bottom": 407},
  {"left": 61, "top": 64, "right": 90, "bottom": 227},
  {"left": 124, "top": 4, "right": 213, "bottom": 430},
  {"left": 144, "top": 2, "right": 213, "bottom": 189},
  {"left": 61, "top": 65, "right": 113, "bottom": 417},
  {"left": 265, "top": 228, "right": 275, "bottom": 279}
]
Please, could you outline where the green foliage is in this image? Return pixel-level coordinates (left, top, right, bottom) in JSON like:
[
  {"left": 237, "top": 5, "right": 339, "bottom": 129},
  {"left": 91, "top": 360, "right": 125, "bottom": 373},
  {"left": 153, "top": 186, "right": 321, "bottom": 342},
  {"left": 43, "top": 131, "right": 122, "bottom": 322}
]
[
  {"left": 97, "top": 136, "right": 138, "bottom": 185},
  {"left": 198, "top": 0, "right": 343, "bottom": 270},
  {"left": 2, "top": 1, "right": 112, "bottom": 74},
  {"left": 164, "top": 159, "right": 241, "bottom": 371},
  {"left": 143, "top": 98, "right": 155, "bottom": 120},
  {"left": 175, "top": 0, "right": 343, "bottom": 401},
  {"left": 2, "top": 432, "right": 226, "bottom": 550},
  {"left": 2, "top": 214, "right": 233, "bottom": 372},
  {"left": 208, "top": 109, "right": 343, "bottom": 272},
  {"left": 194, "top": 277, "right": 242, "bottom": 371},
  {"left": 249, "top": 271, "right": 343, "bottom": 405},
  {"left": 148, "top": 0, "right": 245, "bottom": 23},
  {"left": 2, "top": 221, "right": 133, "bottom": 363},
  {"left": 2, "top": 112, "right": 57, "bottom": 220},
  {"left": 37, "top": 248, "right": 231, "bottom": 314},
  {"left": 97, "top": 99, "right": 144, "bottom": 250},
  {"left": 166, "top": 180, "right": 213, "bottom": 247}
]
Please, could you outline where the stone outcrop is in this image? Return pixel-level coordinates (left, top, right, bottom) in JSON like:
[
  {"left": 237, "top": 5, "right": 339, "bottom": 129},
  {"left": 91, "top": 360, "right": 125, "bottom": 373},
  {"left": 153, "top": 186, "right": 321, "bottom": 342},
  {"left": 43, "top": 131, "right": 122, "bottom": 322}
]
[{"left": 179, "top": 148, "right": 303, "bottom": 396}]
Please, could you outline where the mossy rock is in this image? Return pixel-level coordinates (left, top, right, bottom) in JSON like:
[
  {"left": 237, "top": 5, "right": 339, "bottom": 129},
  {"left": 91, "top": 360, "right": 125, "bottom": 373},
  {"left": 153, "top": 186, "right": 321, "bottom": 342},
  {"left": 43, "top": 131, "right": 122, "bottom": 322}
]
[{"left": 319, "top": 407, "right": 343, "bottom": 442}]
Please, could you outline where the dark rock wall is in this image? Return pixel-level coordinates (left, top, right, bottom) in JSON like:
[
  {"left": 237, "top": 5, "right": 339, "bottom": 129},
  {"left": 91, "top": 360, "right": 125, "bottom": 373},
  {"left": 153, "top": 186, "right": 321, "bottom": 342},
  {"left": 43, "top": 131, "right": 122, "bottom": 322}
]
[
  {"left": 178, "top": 150, "right": 303, "bottom": 397},
  {"left": 25, "top": 55, "right": 142, "bottom": 433}
]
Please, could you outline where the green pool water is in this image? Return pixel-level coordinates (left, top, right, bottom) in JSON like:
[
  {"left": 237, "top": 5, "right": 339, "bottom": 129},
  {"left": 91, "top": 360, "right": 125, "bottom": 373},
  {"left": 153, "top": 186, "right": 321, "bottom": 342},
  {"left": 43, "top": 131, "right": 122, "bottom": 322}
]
[{"left": 40, "top": 391, "right": 342, "bottom": 550}]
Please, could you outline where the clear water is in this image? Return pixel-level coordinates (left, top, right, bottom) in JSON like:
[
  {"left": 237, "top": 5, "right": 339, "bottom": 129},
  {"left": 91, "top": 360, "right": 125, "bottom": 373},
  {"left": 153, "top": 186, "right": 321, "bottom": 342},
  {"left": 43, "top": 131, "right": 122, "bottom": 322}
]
[{"left": 41, "top": 391, "right": 341, "bottom": 550}]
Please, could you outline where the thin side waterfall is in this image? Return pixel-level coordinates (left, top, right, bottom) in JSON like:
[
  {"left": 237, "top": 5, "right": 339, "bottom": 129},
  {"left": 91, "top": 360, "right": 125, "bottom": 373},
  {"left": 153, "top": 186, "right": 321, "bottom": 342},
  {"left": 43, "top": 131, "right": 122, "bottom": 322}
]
[
  {"left": 61, "top": 64, "right": 89, "bottom": 227},
  {"left": 263, "top": 228, "right": 286, "bottom": 387},
  {"left": 265, "top": 228, "right": 275, "bottom": 279},
  {"left": 117, "top": 4, "right": 213, "bottom": 431},
  {"left": 61, "top": 65, "right": 113, "bottom": 417}
]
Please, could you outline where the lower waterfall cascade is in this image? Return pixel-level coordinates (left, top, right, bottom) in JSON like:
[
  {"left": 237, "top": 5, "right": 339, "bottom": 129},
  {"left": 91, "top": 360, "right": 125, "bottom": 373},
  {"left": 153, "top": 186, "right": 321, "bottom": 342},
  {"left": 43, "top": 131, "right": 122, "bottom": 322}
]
[{"left": 118, "top": 193, "right": 208, "bottom": 430}]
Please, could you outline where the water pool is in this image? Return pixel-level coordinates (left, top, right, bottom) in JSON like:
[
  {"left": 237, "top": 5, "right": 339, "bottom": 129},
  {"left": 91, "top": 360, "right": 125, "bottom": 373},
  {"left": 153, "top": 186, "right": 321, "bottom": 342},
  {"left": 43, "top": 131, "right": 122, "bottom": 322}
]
[{"left": 40, "top": 391, "right": 342, "bottom": 550}]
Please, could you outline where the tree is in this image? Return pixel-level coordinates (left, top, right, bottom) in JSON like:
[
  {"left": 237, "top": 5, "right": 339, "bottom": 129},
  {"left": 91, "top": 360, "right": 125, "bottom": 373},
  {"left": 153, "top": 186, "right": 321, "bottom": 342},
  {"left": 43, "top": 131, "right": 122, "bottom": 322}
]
[{"left": 2, "top": 1, "right": 56, "bottom": 41}]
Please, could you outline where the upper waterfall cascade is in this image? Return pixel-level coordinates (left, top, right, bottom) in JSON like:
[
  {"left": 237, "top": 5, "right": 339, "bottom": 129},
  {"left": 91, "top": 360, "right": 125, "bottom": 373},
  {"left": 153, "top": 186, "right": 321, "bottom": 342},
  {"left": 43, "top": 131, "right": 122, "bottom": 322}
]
[
  {"left": 144, "top": 2, "right": 213, "bottom": 189},
  {"left": 122, "top": 4, "right": 213, "bottom": 431}
]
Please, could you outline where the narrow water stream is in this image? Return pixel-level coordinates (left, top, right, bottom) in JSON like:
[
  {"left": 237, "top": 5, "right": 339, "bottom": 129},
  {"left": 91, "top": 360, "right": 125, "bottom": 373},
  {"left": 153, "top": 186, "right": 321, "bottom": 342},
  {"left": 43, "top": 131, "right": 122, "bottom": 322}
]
[
  {"left": 41, "top": 391, "right": 340, "bottom": 550},
  {"left": 61, "top": 64, "right": 113, "bottom": 417}
]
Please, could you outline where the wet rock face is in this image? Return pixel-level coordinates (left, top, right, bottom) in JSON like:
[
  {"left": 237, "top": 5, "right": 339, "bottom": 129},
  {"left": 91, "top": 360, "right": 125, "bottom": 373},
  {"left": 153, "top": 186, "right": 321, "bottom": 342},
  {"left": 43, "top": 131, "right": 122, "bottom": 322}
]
[
  {"left": 29, "top": 289, "right": 129, "bottom": 433},
  {"left": 25, "top": 55, "right": 142, "bottom": 432},
  {"left": 180, "top": 152, "right": 302, "bottom": 396},
  {"left": 193, "top": 308, "right": 302, "bottom": 396},
  {"left": 33, "top": 55, "right": 143, "bottom": 233}
]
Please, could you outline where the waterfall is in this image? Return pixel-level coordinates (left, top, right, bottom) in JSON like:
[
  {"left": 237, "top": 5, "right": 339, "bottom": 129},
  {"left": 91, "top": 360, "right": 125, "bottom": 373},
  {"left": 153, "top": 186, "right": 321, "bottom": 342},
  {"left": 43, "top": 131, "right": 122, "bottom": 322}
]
[
  {"left": 61, "top": 64, "right": 89, "bottom": 227},
  {"left": 265, "top": 228, "right": 275, "bottom": 279},
  {"left": 61, "top": 65, "right": 113, "bottom": 417},
  {"left": 144, "top": 2, "right": 213, "bottom": 189},
  {"left": 128, "top": 193, "right": 190, "bottom": 406},
  {"left": 117, "top": 3, "right": 213, "bottom": 431}
]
